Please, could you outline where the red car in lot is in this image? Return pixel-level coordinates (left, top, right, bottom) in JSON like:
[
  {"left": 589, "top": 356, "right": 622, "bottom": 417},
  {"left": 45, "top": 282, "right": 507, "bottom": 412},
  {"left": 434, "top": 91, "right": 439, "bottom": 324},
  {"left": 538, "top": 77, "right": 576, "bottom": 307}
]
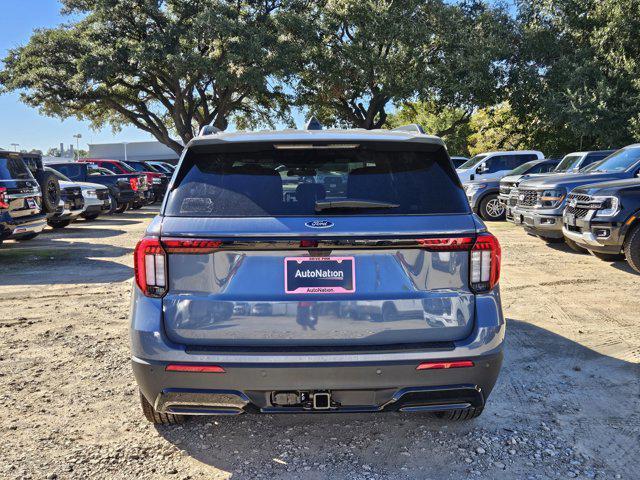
[{"left": 78, "top": 159, "right": 152, "bottom": 206}]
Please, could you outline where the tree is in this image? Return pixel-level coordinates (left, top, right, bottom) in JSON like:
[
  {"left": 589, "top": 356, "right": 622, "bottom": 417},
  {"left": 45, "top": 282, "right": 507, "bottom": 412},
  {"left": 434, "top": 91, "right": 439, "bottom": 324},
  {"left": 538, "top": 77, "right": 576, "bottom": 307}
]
[
  {"left": 387, "top": 101, "right": 474, "bottom": 155},
  {"left": 508, "top": 0, "right": 640, "bottom": 155},
  {"left": 0, "top": 0, "right": 298, "bottom": 153},
  {"left": 293, "top": 0, "right": 514, "bottom": 129},
  {"left": 466, "top": 102, "right": 527, "bottom": 155}
]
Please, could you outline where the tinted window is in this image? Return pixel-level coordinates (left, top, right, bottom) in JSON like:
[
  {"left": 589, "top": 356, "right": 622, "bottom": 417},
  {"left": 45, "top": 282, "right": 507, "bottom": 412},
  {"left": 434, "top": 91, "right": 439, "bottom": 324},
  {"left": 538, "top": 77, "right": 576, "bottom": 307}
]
[
  {"left": 100, "top": 162, "right": 120, "bottom": 174},
  {"left": 459, "top": 154, "right": 487, "bottom": 169},
  {"left": 533, "top": 162, "right": 558, "bottom": 173},
  {"left": 165, "top": 144, "right": 468, "bottom": 217},
  {"left": 52, "top": 163, "right": 83, "bottom": 180},
  {"left": 486, "top": 155, "right": 510, "bottom": 173},
  {"left": 555, "top": 154, "right": 582, "bottom": 172},
  {"left": 593, "top": 147, "right": 640, "bottom": 172},
  {"left": 0, "top": 156, "right": 33, "bottom": 180},
  {"left": 45, "top": 167, "right": 70, "bottom": 181},
  {"left": 127, "top": 162, "right": 147, "bottom": 172}
]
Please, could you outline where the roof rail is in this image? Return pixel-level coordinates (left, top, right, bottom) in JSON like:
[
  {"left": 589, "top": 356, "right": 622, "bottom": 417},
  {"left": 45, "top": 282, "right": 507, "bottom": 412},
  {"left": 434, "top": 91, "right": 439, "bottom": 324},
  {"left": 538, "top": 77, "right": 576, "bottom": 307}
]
[
  {"left": 305, "top": 116, "right": 323, "bottom": 130},
  {"left": 391, "top": 124, "right": 425, "bottom": 134},
  {"left": 199, "top": 123, "right": 222, "bottom": 136}
]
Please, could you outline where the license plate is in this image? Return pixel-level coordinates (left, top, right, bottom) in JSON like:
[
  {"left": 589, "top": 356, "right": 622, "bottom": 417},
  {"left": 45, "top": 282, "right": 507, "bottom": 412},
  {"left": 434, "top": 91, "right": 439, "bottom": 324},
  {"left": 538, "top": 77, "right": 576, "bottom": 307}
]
[
  {"left": 26, "top": 197, "right": 37, "bottom": 209},
  {"left": 285, "top": 257, "right": 355, "bottom": 294}
]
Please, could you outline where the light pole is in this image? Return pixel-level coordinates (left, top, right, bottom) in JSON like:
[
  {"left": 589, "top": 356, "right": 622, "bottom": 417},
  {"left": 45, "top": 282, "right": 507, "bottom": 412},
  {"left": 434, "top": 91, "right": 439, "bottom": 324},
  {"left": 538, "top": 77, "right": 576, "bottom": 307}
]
[
  {"left": 73, "top": 134, "right": 82, "bottom": 160},
  {"left": 10, "top": 143, "right": 19, "bottom": 151},
  {"left": 123, "top": 142, "right": 128, "bottom": 162}
]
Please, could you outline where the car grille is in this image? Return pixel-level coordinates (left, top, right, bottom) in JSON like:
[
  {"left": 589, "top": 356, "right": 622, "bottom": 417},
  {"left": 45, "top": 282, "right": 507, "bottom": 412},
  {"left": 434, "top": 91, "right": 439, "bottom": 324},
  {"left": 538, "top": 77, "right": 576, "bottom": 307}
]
[
  {"left": 565, "top": 193, "right": 592, "bottom": 219},
  {"left": 516, "top": 189, "right": 538, "bottom": 208}
]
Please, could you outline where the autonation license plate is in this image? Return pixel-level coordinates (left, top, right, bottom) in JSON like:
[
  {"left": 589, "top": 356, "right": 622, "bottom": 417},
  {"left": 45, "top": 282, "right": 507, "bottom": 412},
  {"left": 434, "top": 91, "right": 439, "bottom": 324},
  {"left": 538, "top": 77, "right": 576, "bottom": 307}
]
[{"left": 284, "top": 257, "right": 355, "bottom": 294}]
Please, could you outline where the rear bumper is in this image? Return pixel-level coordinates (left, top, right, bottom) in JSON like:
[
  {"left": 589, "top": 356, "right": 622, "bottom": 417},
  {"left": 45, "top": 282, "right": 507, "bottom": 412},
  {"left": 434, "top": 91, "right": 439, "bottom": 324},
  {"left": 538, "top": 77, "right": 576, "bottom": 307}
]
[
  {"left": 1, "top": 213, "right": 47, "bottom": 240},
  {"left": 512, "top": 208, "right": 563, "bottom": 238},
  {"left": 130, "top": 286, "right": 505, "bottom": 415},
  {"left": 133, "top": 352, "right": 502, "bottom": 414}
]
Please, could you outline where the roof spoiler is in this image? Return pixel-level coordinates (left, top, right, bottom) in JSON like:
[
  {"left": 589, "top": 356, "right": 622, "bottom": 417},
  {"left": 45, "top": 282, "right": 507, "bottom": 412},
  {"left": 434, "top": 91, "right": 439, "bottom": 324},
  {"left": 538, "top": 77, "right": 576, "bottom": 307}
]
[{"left": 391, "top": 124, "right": 426, "bottom": 134}]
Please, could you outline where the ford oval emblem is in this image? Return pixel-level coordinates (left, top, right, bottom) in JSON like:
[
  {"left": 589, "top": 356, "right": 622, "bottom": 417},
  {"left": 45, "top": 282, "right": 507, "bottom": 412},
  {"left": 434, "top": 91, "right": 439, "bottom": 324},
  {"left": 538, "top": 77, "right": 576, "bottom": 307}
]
[{"left": 305, "top": 220, "right": 334, "bottom": 229}]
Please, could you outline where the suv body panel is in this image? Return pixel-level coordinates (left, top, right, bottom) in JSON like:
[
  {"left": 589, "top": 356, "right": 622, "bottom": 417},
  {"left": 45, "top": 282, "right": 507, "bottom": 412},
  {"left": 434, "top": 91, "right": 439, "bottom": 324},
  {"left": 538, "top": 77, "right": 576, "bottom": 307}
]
[{"left": 130, "top": 127, "right": 504, "bottom": 415}]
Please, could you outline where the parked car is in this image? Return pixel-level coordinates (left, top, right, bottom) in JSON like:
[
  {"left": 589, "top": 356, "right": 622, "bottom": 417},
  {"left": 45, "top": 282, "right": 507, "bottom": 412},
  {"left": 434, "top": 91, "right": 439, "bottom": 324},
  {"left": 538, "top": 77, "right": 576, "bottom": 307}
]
[
  {"left": 553, "top": 150, "right": 616, "bottom": 174},
  {"left": 46, "top": 161, "right": 139, "bottom": 215},
  {"left": 562, "top": 179, "right": 640, "bottom": 271},
  {"left": 497, "top": 159, "right": 561, "bottom": 221},
  {"left": 0, "top": 152, "right": 47, "bottom": 245},
  {"left": 121, "top": 160, "right": 169, "bottom": 203},
  {"left": 47, "top": 179, "right": 85, "bottom": 229},
  {"left": 450, "top": 156, "right": 469, "bottom": 168},
  {"left": 147, "top": 161, "right": 176, "bottom": 174},
  {"left": 130, "top": 123, "right": 504, "bottom": 424},
  {"left": 44, "top": 167, "right": 111, "bottom": 220},
  {"left": 468, "top": 159, "right": 561, "bottom": 221},
  {"left": 456, "top": 150, "right": 544, "bottom": 183},
  {"left": 512, "top": 144, "right": 640, "bottom": 242},
  {"left": 78, "top": 159, "right": 151, "bottom": 207},
  {"left": 13, "top": 151, "right": 61, "bottom": 216}
]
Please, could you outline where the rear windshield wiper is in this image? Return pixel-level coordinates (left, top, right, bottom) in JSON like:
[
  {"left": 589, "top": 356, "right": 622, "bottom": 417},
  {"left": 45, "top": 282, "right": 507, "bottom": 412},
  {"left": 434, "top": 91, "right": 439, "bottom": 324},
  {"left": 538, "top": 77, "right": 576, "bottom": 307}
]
[{"left": 315, "top": 199, "right": 400, "bottom": 211}]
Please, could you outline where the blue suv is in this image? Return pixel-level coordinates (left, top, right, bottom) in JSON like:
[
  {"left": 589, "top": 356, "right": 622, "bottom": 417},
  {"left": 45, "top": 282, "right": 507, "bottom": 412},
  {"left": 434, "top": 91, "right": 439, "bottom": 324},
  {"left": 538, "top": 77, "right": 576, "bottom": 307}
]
[{"left": 130, "top": 124, "right": 505, "bottom": 423}]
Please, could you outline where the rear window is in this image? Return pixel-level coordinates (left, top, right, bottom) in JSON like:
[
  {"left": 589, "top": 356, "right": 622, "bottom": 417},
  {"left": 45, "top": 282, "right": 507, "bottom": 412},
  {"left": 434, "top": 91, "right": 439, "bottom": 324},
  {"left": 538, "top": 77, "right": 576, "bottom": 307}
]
[
  {"left": 165, "top": 143, "right": 468, "bottom": 217},
  {"left": 0, "top": 156, "right": 33, "bottom": 180}
]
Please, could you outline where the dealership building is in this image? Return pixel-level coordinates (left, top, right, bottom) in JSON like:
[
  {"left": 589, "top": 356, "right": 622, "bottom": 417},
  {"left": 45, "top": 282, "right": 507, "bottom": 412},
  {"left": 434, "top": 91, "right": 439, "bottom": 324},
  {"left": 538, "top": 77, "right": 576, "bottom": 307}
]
[{"left": 87, "top": 141, "right": 181, "bottom": 164}]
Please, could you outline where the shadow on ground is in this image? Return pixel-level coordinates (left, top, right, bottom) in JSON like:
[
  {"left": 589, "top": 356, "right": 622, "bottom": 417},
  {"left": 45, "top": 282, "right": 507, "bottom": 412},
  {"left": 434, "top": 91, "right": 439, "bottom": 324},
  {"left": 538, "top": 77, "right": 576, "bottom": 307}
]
[{"left": 154, "top": 319, "right": 639, "bottom": 478}]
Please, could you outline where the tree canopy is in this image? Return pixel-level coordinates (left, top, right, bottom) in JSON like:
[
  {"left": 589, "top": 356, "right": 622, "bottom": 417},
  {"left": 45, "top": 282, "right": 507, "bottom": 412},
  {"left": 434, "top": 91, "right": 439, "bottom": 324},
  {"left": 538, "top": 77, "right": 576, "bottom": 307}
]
[{"left": 1, "top": 0, "right": 638, "bottom": 156}]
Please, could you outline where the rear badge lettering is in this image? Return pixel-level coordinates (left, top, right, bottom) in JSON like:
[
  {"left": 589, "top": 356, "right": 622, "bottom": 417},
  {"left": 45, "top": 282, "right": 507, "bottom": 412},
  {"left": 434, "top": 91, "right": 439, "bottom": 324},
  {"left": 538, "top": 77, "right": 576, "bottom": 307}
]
[{"left": 305, "top": 220, "right": 334, "bottom": 229}]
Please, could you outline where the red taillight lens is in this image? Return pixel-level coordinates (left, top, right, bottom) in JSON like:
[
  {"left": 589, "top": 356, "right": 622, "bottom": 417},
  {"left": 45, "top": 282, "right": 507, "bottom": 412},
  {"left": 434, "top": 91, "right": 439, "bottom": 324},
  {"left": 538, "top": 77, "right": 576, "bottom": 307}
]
[
  {"left": 165, "top": 364, "right": 225, "bottom": 373},
  {"left": 129, "top": 177, "right": 139, "bottom": 191},
  {"left": 134, "top": 237, "right": 167, "bottom": 297},
  {"left": 470, "top": 233, "right": 501, "bottom": 293},
  {"left": 162, "top": 238, "right": 223, "bottom": 254},
  {"left": 0, "top": 187, "right": 8, "bottom": 209},
  {"left": 416, "top": 360, "right": 474, "bottom": 370},
  {"left": 417, "top": 237, "right": 474, "bottom": 251}
]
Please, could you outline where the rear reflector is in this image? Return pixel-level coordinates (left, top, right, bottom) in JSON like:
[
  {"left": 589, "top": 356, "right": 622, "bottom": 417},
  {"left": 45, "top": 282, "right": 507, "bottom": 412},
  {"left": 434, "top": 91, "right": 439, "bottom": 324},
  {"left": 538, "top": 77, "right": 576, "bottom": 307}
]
[
  {"left": 165, "top": 364, "right": 225, "bottom": 373},
  {"left": 416, "top": 360, "right": 474, "bottom": 370},
  {"left": 0, "top": 187, "right": 8, "bottom": 209}
]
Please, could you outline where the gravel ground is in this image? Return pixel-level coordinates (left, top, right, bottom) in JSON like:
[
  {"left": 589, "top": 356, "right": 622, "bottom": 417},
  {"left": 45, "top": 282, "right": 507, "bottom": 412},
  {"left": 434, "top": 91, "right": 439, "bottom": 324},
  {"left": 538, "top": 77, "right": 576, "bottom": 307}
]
[{"left": 0, "top": 207, "right": 638, "bottom": 480}]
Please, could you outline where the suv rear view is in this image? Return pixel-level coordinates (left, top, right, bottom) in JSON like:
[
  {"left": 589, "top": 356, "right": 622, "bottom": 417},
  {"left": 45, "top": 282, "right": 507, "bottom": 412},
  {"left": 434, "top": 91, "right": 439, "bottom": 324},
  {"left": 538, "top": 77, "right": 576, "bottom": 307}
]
[{"left": 130, "top": 126, "right": 505, "bottom": 424}]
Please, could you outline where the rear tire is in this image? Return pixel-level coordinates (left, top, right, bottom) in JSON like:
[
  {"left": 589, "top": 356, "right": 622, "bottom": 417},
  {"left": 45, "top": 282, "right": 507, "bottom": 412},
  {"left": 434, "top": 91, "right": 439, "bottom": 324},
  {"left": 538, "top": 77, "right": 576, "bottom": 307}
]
[
  {"left": 479, "top": 194, "right": 505, "bottom": 221},
  {"left": 435, "top": 406, "right": 484, "bottom": 421},
  {"left": 35, "top": 171, "right": 61, "bottom": 214},
  {"left": 82, "top": 213, "right": 101, "bottom": 221},
  {"left": 590, "top": 250, "right": 624, "bottom": 261},
  {"left": 624, "top": 223, "right": 640, "bottom": 273},
  {"left": 139, "top": 390, "right": 185, "bottom": 425},
  {"left": 115, "top": 203, "right": 128, "bottom": 214},
  {"left": 47, "top": 219, "right": 71, "bottom": 229},
  {"left": 565, "top": 238, "right": 588, "bottom": 253}
]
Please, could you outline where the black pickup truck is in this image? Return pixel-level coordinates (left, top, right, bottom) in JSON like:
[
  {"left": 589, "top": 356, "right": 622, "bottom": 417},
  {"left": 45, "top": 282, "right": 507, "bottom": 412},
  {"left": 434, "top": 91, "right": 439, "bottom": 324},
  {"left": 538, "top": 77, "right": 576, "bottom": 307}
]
[
  {"left": 562, "top": 178, "right": 640, "bottom": 273},
  {"left": 45, "top": 161, "right": 142, "bottom": 214}
]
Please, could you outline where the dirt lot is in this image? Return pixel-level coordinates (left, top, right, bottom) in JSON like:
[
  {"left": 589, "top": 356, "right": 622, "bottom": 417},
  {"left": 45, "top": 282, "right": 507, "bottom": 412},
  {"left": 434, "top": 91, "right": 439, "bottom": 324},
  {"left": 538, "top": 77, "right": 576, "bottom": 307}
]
[{"left": 1, "top": 208, "right": 638, "bottom": 480}]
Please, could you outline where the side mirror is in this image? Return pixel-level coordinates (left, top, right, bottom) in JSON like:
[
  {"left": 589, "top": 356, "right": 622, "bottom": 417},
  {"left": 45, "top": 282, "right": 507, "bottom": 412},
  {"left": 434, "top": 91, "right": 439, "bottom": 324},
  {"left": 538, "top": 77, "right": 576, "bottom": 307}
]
[{"left": 476, "top": 163, "right": 488, "bottom": 174}]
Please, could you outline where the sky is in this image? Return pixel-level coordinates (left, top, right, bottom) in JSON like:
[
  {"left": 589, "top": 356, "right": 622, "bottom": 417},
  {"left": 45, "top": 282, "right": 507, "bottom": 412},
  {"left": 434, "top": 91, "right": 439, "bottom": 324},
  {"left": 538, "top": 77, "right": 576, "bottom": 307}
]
[{"left": 0, "top": 0, "right": 163, "bottom": 153}]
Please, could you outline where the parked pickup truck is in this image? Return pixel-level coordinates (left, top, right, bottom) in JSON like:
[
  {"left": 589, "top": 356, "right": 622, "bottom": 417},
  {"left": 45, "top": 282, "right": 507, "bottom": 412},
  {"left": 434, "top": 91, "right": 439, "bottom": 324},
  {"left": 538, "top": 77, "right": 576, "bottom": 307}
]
[
  {"left": 512, "top": 144, "right": 640, "bottom": 242},
  {"left": 46, "top": 161, "right": 142, "bottom": 214},
  {"left": 562, "top": 178, "right": 640, "bottom": 272},
  {"left": 122, "top": 160, "right": 169, "bottom": 203},
  {"left": 0, "top": 152, "right": 47, "bottom": 245},
  {"left": 78, "top": 159, "right": 151, "bottom": 208}
]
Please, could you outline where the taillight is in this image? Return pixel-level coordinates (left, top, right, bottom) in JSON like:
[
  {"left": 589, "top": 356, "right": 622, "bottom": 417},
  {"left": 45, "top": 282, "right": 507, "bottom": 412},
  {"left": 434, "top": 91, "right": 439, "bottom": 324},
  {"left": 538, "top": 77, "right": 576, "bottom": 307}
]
[
  {"left": 470, "top": 233, "right": 501, "bottom": 293},
  {"left": 0, "top": 187, "right": 8, "bottom": 209},
  {"left": 165, "top": 364, "right": 225, "bottom": 373},
  {"left": 162, "top": 238, "right": 223, "bottom": 254},
  {"left": 134, "top": 237, "right": 167, "bottom": 297},
  {"left": 129, "top": 177, "right": 139, "bottom": 191},
  {"left": 417, "top": 237, "right": 474, "bottom": 251},
  {"left": 416, "top": 360, "right": 474, "bottom": 370}
]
